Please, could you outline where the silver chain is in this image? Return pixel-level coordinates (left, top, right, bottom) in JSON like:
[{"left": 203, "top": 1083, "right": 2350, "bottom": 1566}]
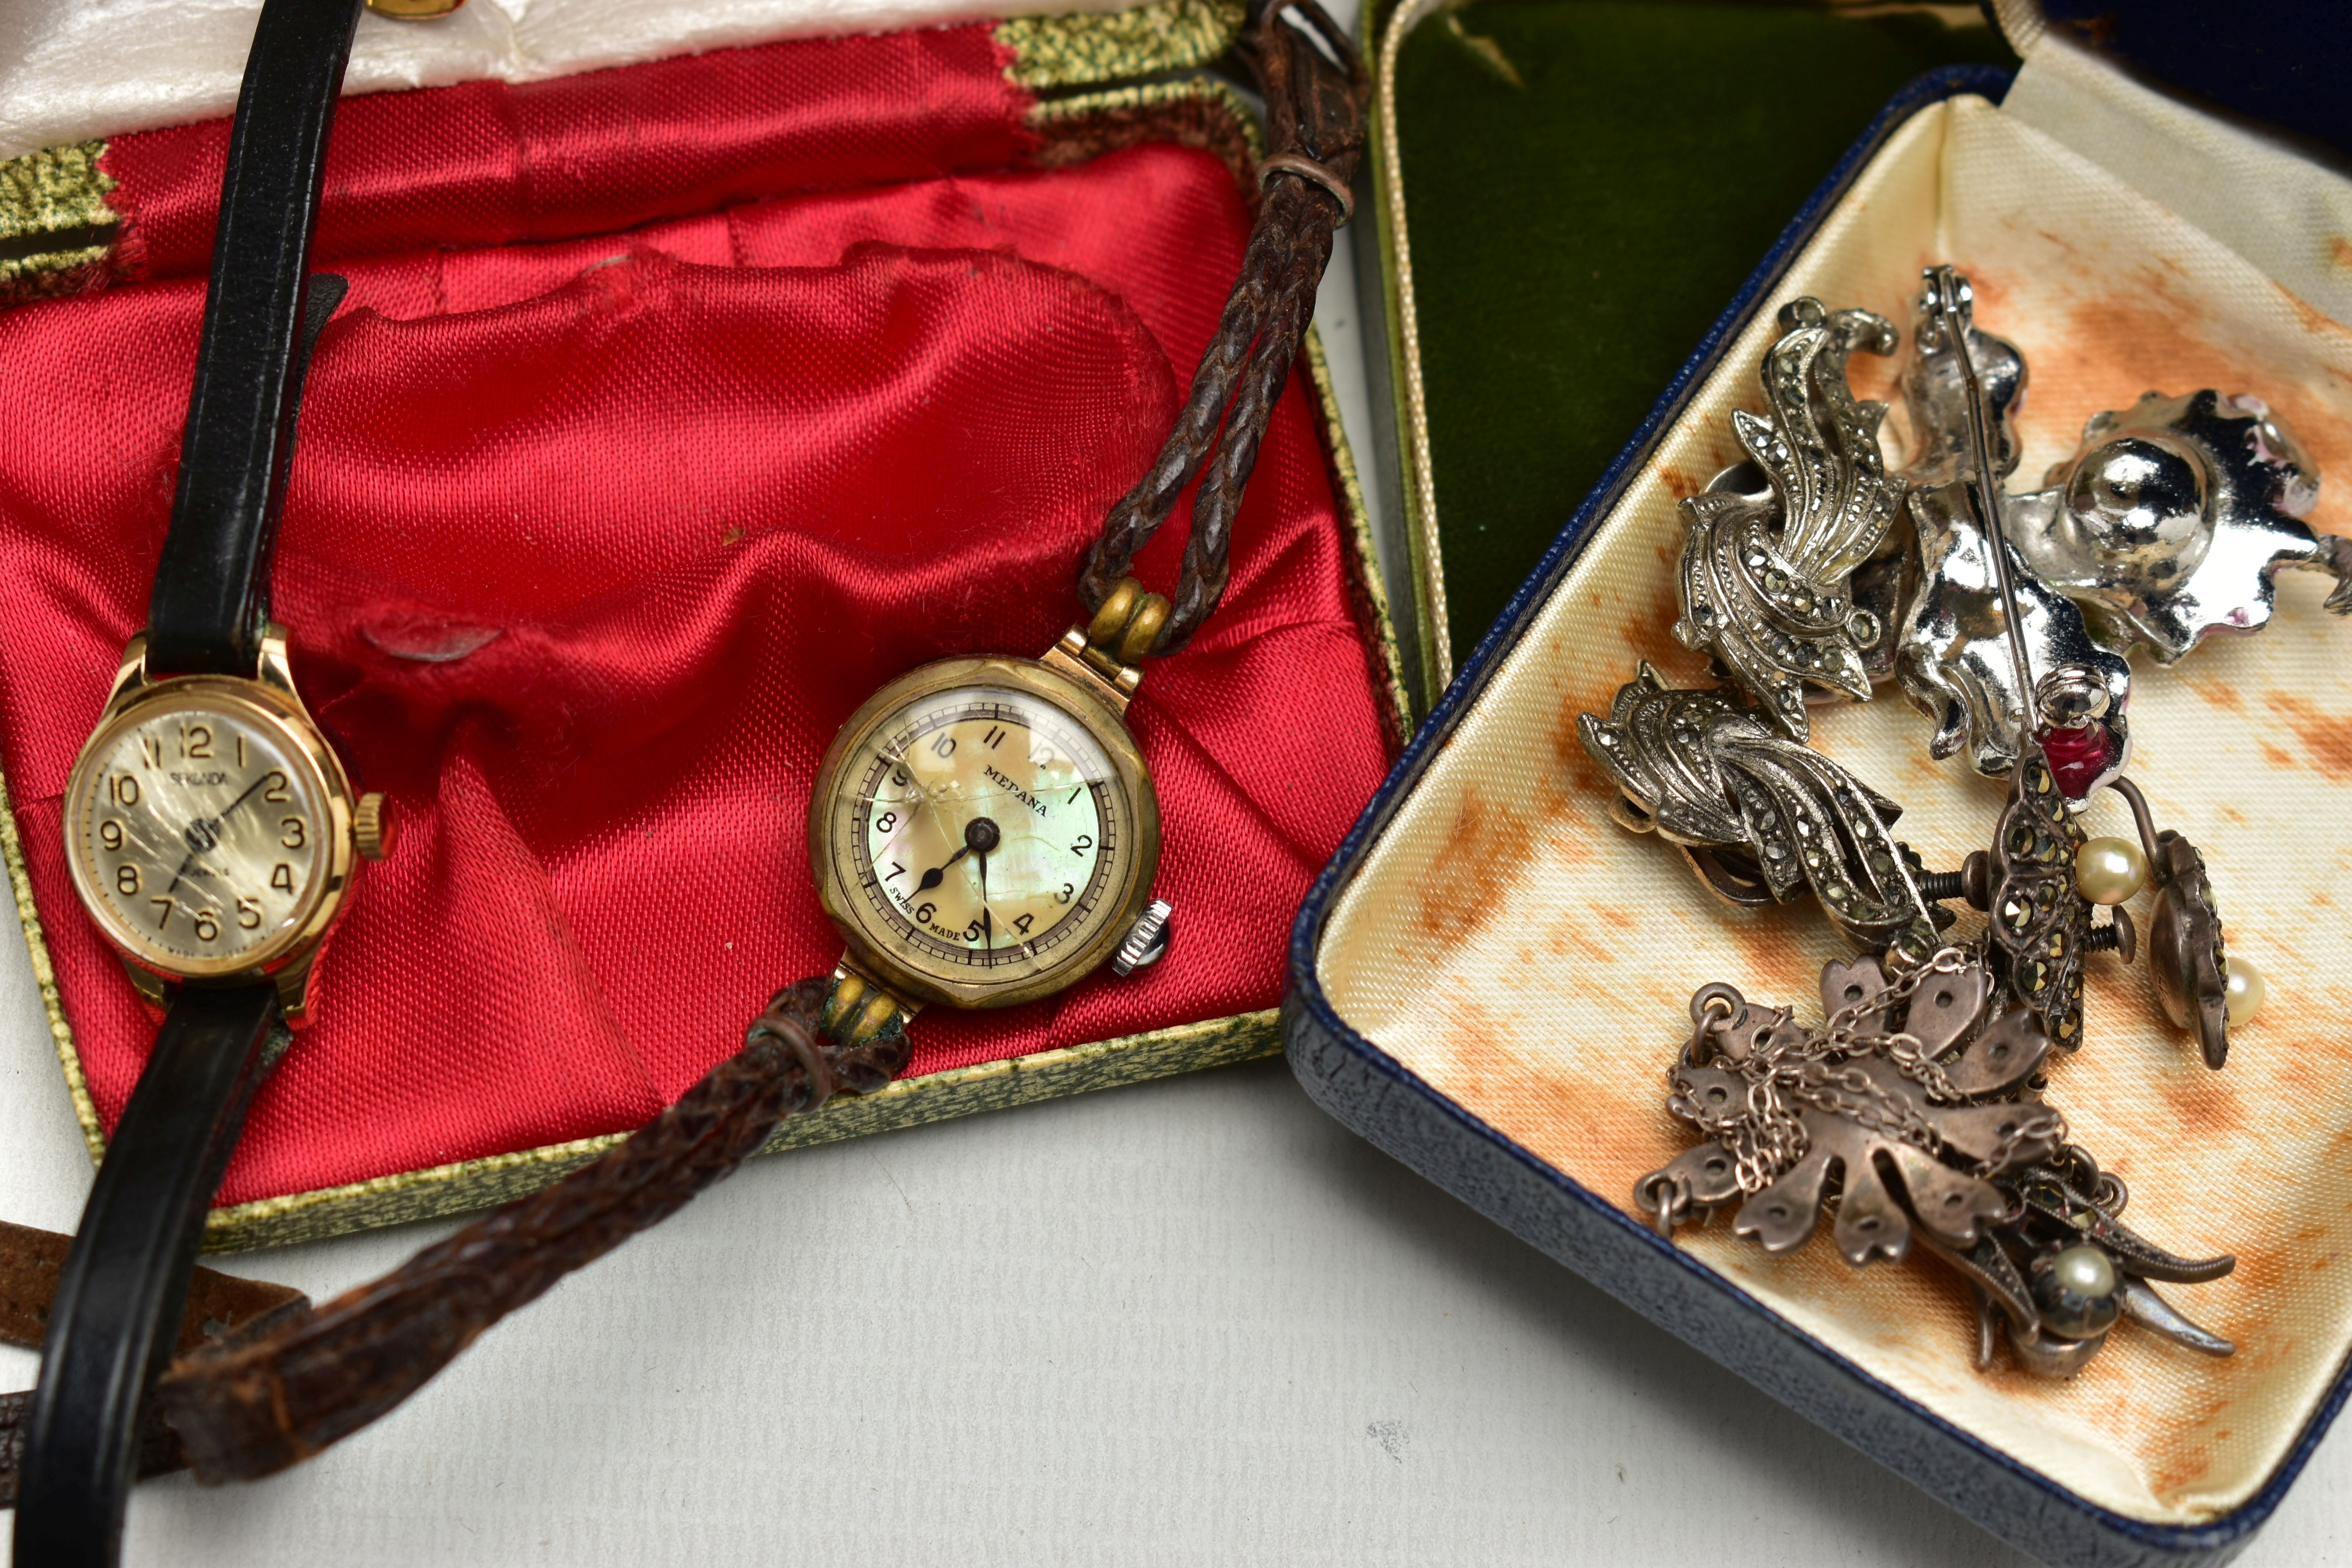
[{"left": 1682, "top": 948, "right": 2056, "bottom": 1194}]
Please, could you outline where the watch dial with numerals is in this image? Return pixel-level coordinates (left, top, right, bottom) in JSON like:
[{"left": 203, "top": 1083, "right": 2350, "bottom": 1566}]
[
  {"left": 820, "top": 676, "right": 1151, "bottom": 1000},
  {"left": 65, "top": 689, "right": 336, "bottom": 976}
]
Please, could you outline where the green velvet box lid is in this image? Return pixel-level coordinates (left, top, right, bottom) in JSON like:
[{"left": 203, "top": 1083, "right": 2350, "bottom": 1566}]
[{"left": 1356, "top": 0, "right": 2014, "bottom": 710}]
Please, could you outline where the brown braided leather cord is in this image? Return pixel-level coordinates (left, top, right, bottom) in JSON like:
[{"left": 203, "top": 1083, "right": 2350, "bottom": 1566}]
[
  {"left": 0, "top": 977, "right": 902, "bottom": 1499},
  {"left": 1076, "top": 0, "right": 1369, "bottom": 655},
  {"left": 154, "top": 977, "right": 903, "bottom": 1483}
]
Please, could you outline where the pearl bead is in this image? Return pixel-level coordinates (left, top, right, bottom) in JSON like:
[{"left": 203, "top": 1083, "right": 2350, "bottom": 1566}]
[
  {"left": 2074, "top": 837, "right": 2147, "bottom": 905},
  {"left": 2034, "top": 1243, "right": 2123, "bottom": 1338},
  {"left": 2224, "top": 955, "right": 2265, "bottom": 1027},
  {"left": 2051, "top": 1244, "right": 2118, "bottom": 1301}
]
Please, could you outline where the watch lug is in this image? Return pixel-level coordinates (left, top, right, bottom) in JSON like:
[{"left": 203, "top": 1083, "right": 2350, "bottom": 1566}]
[
  {"left": 1040, "top": 630, "right": 1138, "bottom": 718},
  {"left": 272, "top": 951, "right": 316, "bottom": 1027},
  {"left": 102, "top": 635, "right": 152, "bottom": 712},
  {"left": 255, "top": 621, "right": 300, "bottom": 700},
  {"left": 118, "top": 956, "right": 171, "bottom": 1016}
]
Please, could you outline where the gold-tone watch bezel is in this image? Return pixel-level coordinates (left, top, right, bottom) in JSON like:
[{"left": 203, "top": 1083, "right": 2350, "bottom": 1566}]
[
  {"left": 63, "top": 660, "right": 358, "bottom": 988},
  {"left": 809, "top": 653, "right": 1160, "bottom": 1010}
]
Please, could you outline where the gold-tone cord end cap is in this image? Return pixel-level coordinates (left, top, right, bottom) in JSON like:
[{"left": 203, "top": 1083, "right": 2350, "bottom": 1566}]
[
  {"left": 1084, "top": 576, "right": 1171, "bottom": 669},
  {"left": 825, "top": 964, "right": 917, "bottom": 1047},
  {"left": 1056, "top": 575, "right": 1165, "bottom": 709},
  {"left": 366, "top": 0, "right": 466, "bottom": 18}
]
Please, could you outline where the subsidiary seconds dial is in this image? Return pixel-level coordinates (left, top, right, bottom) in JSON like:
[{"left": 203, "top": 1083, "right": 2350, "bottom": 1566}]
[{"left": 65, "top": 690, "right": 336, "bottom": 976}]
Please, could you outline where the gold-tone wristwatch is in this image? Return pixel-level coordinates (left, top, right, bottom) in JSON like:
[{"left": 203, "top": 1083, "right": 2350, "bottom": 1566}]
[
  {"left": 64, "top": 624, "right": 386, "bottom": 1021},
  {"left": 804, "top": 0, "right": 1368, "bottom": 1039},
  {"left": 809, "top": 580, "right": 1173, "bottom": 1026},
  {"left": 15, "top": 1, "right": 420, "bottom": 1559}
]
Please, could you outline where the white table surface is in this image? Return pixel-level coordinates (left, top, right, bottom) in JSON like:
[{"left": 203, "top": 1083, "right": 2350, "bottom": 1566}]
[{"left": 8, "top": 24, "right": 2352, "bottom": 1567}]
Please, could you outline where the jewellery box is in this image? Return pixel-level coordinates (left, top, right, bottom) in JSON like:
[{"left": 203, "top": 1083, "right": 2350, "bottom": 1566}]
[
  {"left": 0, "top": 0, "right": 1404, "bottom": 1249},
  {"left": 1291, "top": 4, "right": 2352, "bottom": 1563}
]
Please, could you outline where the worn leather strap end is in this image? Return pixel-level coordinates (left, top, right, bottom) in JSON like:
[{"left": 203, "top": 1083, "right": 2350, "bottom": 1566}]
[
  {"left": 11, "top": 984, "right": 280, "bottom": 1564},
  {"left": 152, "top": 976, "right": 908, "bottom": 1486},
  {"left": 0, "top": 1220, "right": 307, "bottom": 1361},
  {"left": 1242, "top": 0, "right": 1371, "bottom": 187},
  {"left": 0, "top": 1272, "right": 309, "bottom": 1509}
]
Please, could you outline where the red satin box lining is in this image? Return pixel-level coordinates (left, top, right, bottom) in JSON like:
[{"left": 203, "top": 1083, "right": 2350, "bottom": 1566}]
[{"left": 0, "top": 26, "right": 1394, "bottom": 1211}]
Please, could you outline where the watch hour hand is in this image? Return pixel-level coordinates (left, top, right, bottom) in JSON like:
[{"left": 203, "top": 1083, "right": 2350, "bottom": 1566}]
[{"left": 915, "top": 816, "right": 1003, "bottom": 894}]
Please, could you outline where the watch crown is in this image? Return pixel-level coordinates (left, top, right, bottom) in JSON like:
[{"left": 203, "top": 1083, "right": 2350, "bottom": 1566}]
[
  {"left": 354, "top": 793, "right": 394, "bottom": 862},
  {"left": 1111, "top": 898, "right": 1174, "bottom": 978}
]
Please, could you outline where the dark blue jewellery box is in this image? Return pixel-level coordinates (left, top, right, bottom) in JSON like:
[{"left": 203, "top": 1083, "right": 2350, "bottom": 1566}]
[{"left": 1287, "top": 5, "right": 2352, "bottom": 1565}]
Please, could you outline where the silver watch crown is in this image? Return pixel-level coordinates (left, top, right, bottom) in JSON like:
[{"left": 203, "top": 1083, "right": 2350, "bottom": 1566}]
[{"left": 1110, "top": 898, "right": 1174, "bottom": 977}]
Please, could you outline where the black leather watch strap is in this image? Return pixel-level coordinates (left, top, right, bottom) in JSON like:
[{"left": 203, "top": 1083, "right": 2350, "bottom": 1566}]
[
  {"left": 145, "top": 0, "right": 366, "bottom": 677},
  {"left": 11, "top": 984, "right": 280, "bottom": 1567}
]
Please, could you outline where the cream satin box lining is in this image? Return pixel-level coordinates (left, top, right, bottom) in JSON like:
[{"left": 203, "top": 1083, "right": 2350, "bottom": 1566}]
[
  {"left": 1316, "top": 33, "right": 2352, "bottom": 1542},
  {"left": 0, "top": 0, "right": 1189, "bottom": 159}
]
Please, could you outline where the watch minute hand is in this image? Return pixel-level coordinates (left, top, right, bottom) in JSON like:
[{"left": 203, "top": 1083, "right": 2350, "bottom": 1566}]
[{"left": 213, "top": 770, "right": 276, "bottom": 825}]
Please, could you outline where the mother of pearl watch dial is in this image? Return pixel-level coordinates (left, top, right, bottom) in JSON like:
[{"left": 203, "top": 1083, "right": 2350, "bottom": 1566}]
[{"left": 816, "top": 666, "right": 1157, "bottom": 1005}]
